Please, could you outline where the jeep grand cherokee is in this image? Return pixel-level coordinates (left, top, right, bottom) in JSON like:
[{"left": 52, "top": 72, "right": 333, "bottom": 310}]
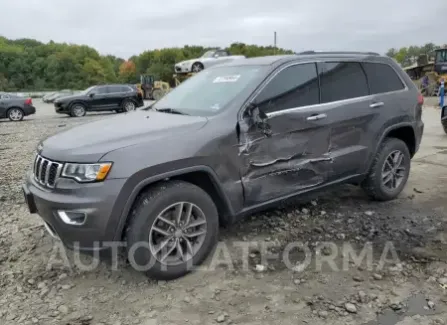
[{"left": 23, "top": 52, "right": 424, "bottom": 280}]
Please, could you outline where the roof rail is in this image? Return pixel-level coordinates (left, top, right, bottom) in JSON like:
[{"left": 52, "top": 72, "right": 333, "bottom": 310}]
[{"left": 297, "top": 50, "right": 380, "bottom": 56}]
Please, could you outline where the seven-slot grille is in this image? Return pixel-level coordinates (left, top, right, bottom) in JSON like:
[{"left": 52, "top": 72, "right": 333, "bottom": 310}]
[{"left": 33, "top": 154, "right": 63, "bottom": 187}]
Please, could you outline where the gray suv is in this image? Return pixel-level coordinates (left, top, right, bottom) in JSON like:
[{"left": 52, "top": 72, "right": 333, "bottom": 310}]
[{"left": 22, "top": 52, "right": 424, "bottom": 280}]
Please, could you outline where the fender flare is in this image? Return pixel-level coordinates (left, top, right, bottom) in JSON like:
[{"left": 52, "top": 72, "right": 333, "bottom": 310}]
[
  {"left": 112, "top": 165, "right": 235, "bottom": 240},
  {"left": 366, "top": 122, "right": 416, "bottom": 173},
  {"left": 68, "top": 100, "right": 89, "bottom": 110}
]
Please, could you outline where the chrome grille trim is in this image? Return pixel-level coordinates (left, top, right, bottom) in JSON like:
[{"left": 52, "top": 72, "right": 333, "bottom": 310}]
[{"left": 33, "top": 154, "right": 63, "bottom": 188}]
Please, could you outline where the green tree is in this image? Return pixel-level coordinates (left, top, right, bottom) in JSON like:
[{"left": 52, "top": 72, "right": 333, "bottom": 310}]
[{"left": 0, "top": 36, "right": 295, "bottom": 91}]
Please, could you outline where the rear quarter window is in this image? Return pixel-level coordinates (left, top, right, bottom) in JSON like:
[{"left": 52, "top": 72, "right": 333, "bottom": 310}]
[
  {"left": 362, "top": 62, "right": 405, "bottom": 94},
  {"left": 319, "top": 62, "right": 369, "bottom": 103}
]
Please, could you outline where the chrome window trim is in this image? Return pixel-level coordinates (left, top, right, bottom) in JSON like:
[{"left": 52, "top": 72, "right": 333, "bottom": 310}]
[{"left": 241, "top": 58, "right": 410, "bottom": 119}]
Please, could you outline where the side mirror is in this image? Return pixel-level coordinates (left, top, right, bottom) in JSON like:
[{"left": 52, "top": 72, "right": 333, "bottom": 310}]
[
  {"left": 89, "top": 93, "right": 95, "bottom": 98},
  {"left": 247, "top": 101, "right": 268, "bottom": 120}
]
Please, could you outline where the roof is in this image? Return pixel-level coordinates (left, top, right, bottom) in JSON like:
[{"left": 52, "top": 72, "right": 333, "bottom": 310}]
[
  {"left": 220, "top": 55, "right": 296, "bottom": 67},
  {"left": 219, "top": 51, "right": 386, "bottom": 68}
]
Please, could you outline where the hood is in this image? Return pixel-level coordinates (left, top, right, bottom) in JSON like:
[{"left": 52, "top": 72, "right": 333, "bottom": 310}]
[
  {"left": 40, "top": 110, "right": 208, "bottom": 162},
  {"left": 55, "top": 93, "right": 84, "bottom": 102},
  {"left": 176, "top": 59, "right": 195, "bottom": 66}
]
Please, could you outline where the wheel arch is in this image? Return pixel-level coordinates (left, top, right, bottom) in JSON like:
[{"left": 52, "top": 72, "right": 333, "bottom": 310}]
[
  {"left": 120, "top": 96, "right": 138, "bottom": 107},
  {"left": 6, "top": 106, "right": 24, "bottom": 115},
  {"left": 115, "top": 166, "right": 235, "bottom": 241},
  {"left": 366, "top": 122, "right": 416, "bottom": 173},
  {"left": 68, "top": 100, "right": 88, "bottom": 109}
]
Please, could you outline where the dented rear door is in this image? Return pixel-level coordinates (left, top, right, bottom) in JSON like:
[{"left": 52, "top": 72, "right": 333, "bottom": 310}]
[{"left": 238, "top": 62, "right": 334, "bottom": 205}]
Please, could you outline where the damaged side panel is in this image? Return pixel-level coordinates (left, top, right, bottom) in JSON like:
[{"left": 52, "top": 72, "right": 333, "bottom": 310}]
[{"left": 239, "top": 107, "right": 334, "bottom": 204}]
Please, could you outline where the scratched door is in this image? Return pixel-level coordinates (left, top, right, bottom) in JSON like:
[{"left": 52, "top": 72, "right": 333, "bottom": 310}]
[{"left": 239, "top": 62, "right": 334, "bottom": 205}]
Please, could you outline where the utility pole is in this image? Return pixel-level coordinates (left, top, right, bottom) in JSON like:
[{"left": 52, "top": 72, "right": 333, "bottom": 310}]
[{"left": 274, "top": 31, "right": 277, "bottom": 54}]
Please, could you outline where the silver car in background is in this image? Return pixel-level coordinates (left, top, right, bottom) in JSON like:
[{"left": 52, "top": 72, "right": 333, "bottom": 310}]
[
  {"left": 174, "top": 49, "right": 245, "bottom": 74},
  {"left": 43, "top": 89, "right": 75, "bottom": 103}
]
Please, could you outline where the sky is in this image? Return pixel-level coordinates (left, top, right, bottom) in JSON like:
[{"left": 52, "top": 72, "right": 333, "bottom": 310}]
[{"left": 0, "top": 0, "right": 446, "bottom": 59}]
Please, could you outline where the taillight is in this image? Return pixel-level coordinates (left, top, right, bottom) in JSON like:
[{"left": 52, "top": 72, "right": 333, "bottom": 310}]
[
  {"left": 25, "top": 98, "right": 32, "bottom": 105},
  {"left": 417, "top": 93, "right": 424, "bottom": 105}
]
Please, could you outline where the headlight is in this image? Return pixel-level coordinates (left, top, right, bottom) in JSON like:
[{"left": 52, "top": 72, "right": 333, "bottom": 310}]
[{"left": 62, "top": 162, "right": 112, "bottom": 183}]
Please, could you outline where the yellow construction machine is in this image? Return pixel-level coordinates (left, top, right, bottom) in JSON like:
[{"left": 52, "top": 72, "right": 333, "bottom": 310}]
[
  {"left": 404, "top": 48, "right": 447, "bottom": 95},
  {"left": 136, "top": 75, "right": 171, "bottom": 100},
  {"left": 173, "top": 72, "right": 196, "bottom": 87}
]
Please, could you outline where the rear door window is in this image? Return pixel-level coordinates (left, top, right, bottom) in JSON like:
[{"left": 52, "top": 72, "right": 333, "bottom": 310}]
[
  {"left": 362, "top": 62, "right": 405, "bottom": 94},
  {"left": 319, "top": 62, "right": 369, "bottom": 103},
  {"left": 107, "top": 85, "right": 123, "bottom": 93}
]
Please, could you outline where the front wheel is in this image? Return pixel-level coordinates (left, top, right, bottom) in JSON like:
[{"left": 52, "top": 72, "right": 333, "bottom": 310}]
[
  {"left": 362, "top": 138, "right": 411, "bottom": 201},
  {"left": 126, "top": 181, "right": 219, "bottom": 280},
  {"left": 191, "top": 62, "right": 204, "bottom": 73},
  {"left": 70, "top": 103, "right": 86, "bottom": 117}
]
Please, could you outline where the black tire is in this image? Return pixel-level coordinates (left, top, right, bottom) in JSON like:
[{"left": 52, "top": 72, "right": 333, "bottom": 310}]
[
  {"left": 7, "top": 107, "right": 24, "bottom": 121},
  {"left": 443, "top": 123, "right": 447, "bottom": 135},
  {"left": 121, "top": 99, "right": 136, "bottom": 112},
  {"left": 191, "top": 62, "right": 204, "bottom": 73},
  {"left": 126, "top": 181, "right": 219, "bottom": 280},
  {"left": 362, "top": 138, "right": 411, "bottom": 201},
  {"left": 70, "top": 103, "right": 86, "bottom": 117}
]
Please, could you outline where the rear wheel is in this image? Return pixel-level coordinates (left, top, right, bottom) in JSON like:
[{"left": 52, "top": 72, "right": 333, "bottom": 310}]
[
  {"left": 122, "top": 99, "right": 136, "bottom": 112},
  {"left": 70, "top": 103, "right": 86, "bottom": 117},
  {"left": 152, "top": 89, "right": 164, "bottom": 101},
  {"left": 126, "top": 181, "right": 219, "bottom": 280},
  {"left": 362, "top": 138, "right": 411, "bottom": 201},
  {"left": 7, "top": 108, "right": 24, "bottom": 121}
]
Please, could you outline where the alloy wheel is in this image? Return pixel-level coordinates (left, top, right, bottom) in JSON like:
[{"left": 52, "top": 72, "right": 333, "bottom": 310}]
[
  {"left": 124, "top": 101, "right": 135, "bottom": 112},
  {"left": 192, "top": 64, "right": 203, "bottom": 73},
  {"left": 381, "top": 150, "right": 406, "bottom": 190},
  {"left": 149, "top": 202, "right": 207, "bottom": 266},
  {"left": 9, "top": 108, "right": 23, "bottom": 121},
  {"left": 72, "top": 105, "right": 85, "bottom": 117}
]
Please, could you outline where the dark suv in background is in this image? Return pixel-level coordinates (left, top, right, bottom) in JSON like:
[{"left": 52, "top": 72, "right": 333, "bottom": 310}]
[
  {"left": 54, "top": 84, "right": 144, "bottom": 117},
  {"left": 23, "top": 52, "right": 424, "bottom": 280}
]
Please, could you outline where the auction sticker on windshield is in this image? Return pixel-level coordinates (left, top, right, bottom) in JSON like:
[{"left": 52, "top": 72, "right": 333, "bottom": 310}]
[{"left": 213, "top": 75, "right": 241, "bottom": 83}]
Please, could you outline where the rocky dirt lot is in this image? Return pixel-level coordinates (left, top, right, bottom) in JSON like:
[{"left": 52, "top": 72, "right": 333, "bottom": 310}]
[{"left": 1, "top": 100, "right": 447, "bottom": 325}]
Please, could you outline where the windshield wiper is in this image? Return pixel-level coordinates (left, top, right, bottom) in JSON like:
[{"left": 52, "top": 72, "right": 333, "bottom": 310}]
[{"left": 155, "top": 108, "right": 189, "bottom": 115}]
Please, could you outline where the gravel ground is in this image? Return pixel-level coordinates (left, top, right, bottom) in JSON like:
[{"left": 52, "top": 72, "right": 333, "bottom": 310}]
[{"left": 1, "top": 99, "right": 447, "bottom": 325}]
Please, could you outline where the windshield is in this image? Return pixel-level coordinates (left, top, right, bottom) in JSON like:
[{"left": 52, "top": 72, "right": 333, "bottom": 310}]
[
  {"left": 81, "top": 86, "right": 96, "bottom": 94},
  {"left": 151, "top": 65, "right": 268, "bottom": 116},
  {"left": 201, "top": 51, "right": 216, "bottom": 58},
  {"left": 436, "top": 50, "right": 447, "bottom": 63}
]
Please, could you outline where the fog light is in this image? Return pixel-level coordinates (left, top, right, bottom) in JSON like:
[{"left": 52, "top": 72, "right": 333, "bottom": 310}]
[{"left": 57, "top": 210, "right": 87, "bottom": 226}]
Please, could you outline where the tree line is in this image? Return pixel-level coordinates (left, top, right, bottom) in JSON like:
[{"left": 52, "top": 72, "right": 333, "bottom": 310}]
[
  {"left": 2, "top": 35, "right": 444, "bottom": 92},
  {"left": 0, "top": 36, "right": 292, "bottom": 91},
  {"left": 385, "top": 42, "right": 447, "bottom": 67}
]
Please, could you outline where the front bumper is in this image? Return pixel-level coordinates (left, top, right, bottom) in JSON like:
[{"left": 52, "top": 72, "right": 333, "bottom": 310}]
[
  {"left": 54, "top": 102, "right": 69, "bottom": 114},
  {"left": 174, "top": 65, "right": 191, "bottom": 73},
  {"left": 23, "top": 172, "right": 127, "bottom": 251}
]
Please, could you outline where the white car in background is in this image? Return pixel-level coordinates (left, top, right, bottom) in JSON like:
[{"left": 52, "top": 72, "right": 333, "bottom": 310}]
[{"left": 174, "top": 49, "right": 246, "bottom": 74}]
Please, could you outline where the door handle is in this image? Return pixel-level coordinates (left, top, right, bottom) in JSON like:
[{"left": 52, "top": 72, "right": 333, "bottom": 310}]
[
  {"left": 306, "top": 113, "right": 327, "bottom": 121},
  {"left": 370, "top": 102, "right": 384, "bottom": 108}
]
